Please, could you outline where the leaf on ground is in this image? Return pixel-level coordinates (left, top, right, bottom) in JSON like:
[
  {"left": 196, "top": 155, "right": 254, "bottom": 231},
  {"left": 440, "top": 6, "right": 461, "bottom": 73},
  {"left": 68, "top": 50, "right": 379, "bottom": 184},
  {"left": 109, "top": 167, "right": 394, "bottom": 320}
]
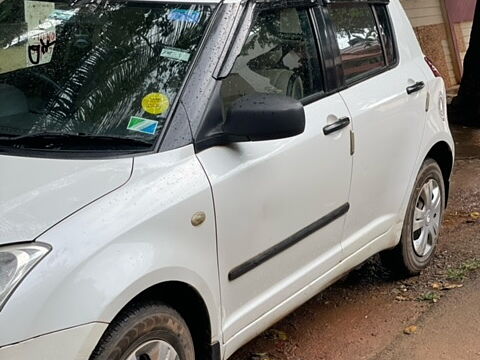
[
  {"left": 442, "top": 283, "right": 464, "bottom": 290},
  {"left": 431, "top": 281, "right": 463, "bottom": 290},
  {"left": 403, "top": 325, "right": 418, "bottom": 335},
  {"left": 251, "top": 353, "right": 272, "bottom": 360},
  {"left": 470, "top": 211, "right": 480, "bottom": 219}
]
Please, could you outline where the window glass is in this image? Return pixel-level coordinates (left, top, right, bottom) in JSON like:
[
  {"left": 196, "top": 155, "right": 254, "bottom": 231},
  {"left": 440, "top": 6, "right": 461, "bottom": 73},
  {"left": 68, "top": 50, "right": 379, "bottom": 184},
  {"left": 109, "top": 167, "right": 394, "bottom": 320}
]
[
  {"left": 0, "top": 0, "right": 213, "bottom": 152},
  {"left": 375, "top": 5, "right": 397, "bottom": 65},
  {"left": 328, "top": 3, "right": 385, "bottom": 83},
  {"left": 221, "top": 8, "right": 323, "bottom": 107}
]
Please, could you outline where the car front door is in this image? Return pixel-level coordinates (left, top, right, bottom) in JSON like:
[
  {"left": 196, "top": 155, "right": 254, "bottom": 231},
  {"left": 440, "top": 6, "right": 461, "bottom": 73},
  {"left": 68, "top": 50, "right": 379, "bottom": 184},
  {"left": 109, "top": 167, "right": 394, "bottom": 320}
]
[
  {"left": 196, "top": 6, "right": 353, "bottom": 346},
  {"left": 324, "top": 1, "right": 428, "bottom": 254}
]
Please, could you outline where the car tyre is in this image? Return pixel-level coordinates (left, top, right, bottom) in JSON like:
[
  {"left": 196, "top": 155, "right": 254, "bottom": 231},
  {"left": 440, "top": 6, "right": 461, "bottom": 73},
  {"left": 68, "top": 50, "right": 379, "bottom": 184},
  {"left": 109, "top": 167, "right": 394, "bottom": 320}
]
[
  {"left": 381, "top": 158, "right": 445, "bottom": 277},
  {"left": 90, "top": 302, "right": 195, "bottom": 360}
]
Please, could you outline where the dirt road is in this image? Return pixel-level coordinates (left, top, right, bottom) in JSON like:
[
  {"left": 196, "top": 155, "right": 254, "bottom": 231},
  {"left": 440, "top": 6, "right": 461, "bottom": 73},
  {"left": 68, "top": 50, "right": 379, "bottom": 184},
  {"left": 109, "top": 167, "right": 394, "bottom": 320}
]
[{"left": 231, "top": 124, "right": 480, "bottom": 360}]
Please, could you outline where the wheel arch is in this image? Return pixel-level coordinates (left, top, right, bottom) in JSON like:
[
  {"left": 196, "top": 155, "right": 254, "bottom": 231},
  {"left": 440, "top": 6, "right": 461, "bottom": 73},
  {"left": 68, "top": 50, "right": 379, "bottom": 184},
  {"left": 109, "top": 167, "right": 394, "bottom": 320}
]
[
  {"left": 425, "top": 141, "right": 454, "bottom": 204},
  {"left": 94, "top": 281, "right": 217, "bottom": 360}
]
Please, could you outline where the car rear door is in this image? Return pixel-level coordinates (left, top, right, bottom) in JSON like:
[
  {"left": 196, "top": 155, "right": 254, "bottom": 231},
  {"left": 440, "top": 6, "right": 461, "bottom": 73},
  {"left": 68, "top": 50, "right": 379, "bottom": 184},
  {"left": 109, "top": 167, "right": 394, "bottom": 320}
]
[
  {"left": 196, "top": 6, "right": 352, "bottom": 347},
  {"left": 323, "top": 0, "right": 428, "bottom": 255}
]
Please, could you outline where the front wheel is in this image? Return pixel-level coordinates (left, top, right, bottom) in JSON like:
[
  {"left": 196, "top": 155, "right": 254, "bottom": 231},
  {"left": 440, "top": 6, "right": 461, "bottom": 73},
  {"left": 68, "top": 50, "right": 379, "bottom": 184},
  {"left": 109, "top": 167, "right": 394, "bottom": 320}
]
[
  {"left": 90, "top": 302, "right": 195, "bottom": 360},
  {"left": 381, "top": 158, "right": 446, "bottom": 276}
]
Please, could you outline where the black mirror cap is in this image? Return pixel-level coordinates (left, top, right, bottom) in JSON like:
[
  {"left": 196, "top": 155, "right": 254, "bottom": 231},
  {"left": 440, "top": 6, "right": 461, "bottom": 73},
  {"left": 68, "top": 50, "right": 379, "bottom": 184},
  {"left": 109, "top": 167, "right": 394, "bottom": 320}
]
[{"left": 224, "top": 94, "right": 306, "bottom": 142}]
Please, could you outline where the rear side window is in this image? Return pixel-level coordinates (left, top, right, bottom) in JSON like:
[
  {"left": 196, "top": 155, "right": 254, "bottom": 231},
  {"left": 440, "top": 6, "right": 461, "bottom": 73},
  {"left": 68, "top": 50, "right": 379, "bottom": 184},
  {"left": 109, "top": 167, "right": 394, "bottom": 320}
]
[
  {"left": 221, "top": 7, "right": 323, "bottom": 107},
  {"left": 328, "top": 3, "right": 386, "bottom": 84}
]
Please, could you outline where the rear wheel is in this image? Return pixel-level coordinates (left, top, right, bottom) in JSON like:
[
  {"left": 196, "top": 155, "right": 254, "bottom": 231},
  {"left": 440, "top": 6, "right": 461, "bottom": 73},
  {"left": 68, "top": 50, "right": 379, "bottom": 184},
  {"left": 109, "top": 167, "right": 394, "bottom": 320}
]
[
  {"left": 381, "top": 159, "right": 445, "bottom": 276},
  {"left": 90, "top": 302, "right": 195, "bottom": 360}
]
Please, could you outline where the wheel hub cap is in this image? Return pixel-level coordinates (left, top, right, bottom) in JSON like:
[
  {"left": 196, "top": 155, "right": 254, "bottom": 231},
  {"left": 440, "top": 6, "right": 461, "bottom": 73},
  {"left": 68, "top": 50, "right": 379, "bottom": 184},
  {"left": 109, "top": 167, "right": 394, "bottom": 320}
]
[
  {"left": 426, "top": 210, "right": 432, "bottom": 224},
  {"left": 412, "top": 178, "right": 441, "bottom": 257},
  {"left": 126, "top": 340, "right": 180, "bottom": 360}
]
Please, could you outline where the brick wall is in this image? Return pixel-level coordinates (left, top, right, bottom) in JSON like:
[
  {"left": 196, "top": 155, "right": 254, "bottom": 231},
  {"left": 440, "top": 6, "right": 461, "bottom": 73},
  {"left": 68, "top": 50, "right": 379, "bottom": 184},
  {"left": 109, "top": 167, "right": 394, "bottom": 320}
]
[{"left": 400, "top": 0, "right": 457, "bottom": 88}]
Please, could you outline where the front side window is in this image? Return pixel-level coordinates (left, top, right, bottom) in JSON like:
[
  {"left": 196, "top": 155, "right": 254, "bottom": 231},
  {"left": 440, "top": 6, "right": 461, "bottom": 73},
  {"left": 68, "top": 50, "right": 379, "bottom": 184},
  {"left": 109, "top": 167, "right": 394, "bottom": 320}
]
[
  {"left": 328, "top": 3, "right": 385, "bottom": 83},
  {"left": 221, "top": 7, "right": 323, "bottom": 107},
  {"left": 0, "top": 0, "right": 214, "bottom": 153}
]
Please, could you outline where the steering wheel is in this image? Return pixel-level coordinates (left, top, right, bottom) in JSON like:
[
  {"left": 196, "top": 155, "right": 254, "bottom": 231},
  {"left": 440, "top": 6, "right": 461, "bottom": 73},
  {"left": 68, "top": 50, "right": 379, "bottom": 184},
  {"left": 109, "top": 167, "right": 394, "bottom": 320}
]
[
  {"left": 6, "top": 69, "right": 63, "bottom": 116},
  {"left": 25, "top": 70, "right": 62, "bottom": 93},
  {"left": 287, "top": 72, "right": 304, "bottom": 100}
]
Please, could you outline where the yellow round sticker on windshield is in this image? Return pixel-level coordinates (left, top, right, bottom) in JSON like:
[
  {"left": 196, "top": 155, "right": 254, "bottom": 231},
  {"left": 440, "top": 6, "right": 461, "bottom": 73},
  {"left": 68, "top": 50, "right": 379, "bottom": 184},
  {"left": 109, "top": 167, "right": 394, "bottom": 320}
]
[{"left": 142, "top": 93, "right": 170, "bottom": 115}]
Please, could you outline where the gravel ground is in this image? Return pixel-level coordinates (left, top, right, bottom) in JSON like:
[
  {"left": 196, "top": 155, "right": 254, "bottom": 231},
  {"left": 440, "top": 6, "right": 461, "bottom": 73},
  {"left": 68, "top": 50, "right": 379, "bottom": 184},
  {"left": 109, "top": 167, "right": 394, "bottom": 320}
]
[{"left": 231, "top": 124, "right": 480, "bottom": 360}]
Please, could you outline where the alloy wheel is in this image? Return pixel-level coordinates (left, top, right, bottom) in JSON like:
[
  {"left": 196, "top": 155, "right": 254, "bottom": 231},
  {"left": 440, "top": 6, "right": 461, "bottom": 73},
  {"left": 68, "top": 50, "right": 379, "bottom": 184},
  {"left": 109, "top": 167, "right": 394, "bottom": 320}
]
[
  {"left": 412, "top": 178, "right": 442, "bottom": 257},
  {"left": 126, "top": 340, "right": 180, "bottom": 360}
]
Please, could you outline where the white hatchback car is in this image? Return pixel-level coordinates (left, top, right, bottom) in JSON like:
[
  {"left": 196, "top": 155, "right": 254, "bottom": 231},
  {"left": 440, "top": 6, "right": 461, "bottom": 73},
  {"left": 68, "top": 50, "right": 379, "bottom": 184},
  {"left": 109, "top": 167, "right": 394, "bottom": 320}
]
[{"left": 0, "top": 0, "right": 453, "bottom": 359}]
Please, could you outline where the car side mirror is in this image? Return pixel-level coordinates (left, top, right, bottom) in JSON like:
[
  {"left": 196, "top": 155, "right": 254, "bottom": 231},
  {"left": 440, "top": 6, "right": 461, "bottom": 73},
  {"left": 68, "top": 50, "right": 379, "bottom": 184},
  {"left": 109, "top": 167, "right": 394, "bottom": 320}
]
[{"left": 223, "top": 94, "right": 306, "bottom": 142}]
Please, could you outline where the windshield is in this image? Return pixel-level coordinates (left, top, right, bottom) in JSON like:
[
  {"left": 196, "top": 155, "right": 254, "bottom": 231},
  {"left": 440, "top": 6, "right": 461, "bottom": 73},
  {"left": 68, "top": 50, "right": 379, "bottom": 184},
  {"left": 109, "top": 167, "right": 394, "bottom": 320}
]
[{"left": 0, "top": 0, "right": 214, "bottom": 153}]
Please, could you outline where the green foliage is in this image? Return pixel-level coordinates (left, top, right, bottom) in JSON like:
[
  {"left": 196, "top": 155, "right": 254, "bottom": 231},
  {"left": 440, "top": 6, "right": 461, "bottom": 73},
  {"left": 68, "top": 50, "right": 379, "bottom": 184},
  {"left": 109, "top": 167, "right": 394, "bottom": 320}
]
[
  {"left": 329, "top": 4, "right": 379, "bottom": 45},
  {"left": 447, "top": 259, "right": 480, "bottom": 281},
  {"left": 418, "top": 292, "right": 441, "bottom": 302}
]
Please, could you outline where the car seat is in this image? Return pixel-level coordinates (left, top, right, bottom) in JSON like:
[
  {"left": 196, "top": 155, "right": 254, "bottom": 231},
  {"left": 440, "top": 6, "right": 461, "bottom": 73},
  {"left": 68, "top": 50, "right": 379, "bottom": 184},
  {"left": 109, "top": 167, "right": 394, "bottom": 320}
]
[
  {"left": 222, "top": 8, "right": 305, "bottom": 105},
  {"left": 0, "top": 84, "right": 35, "bottom": 135}
]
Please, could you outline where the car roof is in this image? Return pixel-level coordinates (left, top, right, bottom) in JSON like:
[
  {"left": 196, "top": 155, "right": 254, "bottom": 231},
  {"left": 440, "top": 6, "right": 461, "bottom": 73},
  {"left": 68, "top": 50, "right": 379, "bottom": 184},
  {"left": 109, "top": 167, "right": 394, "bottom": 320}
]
[
  {"left": 137, "top": 0, "right": 396, "bottom": 7},
  {"left": 136, "top": 0, "right": 233, "bottom": 4}
]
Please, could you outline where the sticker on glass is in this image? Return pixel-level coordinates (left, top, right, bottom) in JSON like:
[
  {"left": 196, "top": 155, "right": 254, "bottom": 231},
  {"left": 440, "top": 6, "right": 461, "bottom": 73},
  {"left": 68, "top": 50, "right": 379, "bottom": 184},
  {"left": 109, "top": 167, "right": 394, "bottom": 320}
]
[
  {"left": 127, "top": 117, "right": 159, "bottom": 135},
  {"left": 142, "top": 92, "right": 170, "bottom": 115},
  {"left": 168, "top": 9, "right": 201, "bottom": 24},
  {"left": 25, "top": 1, "right": 57, "bottom": 67},
  {"left": 49, "top": 9, "right": 77, "bottom": 21},
  {"left": 160, "top": 47, "right": 191, "bottom": 62}
]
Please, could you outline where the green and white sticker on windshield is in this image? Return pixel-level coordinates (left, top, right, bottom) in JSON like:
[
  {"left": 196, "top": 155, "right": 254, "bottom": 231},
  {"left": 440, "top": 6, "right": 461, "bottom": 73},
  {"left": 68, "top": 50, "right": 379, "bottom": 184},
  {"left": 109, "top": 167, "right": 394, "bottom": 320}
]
[
  {"left": 127, "top": 117, "right": 159, "bottom": 135},
  {"left": 160, "top": 47, "right": 191, "bottom": 62}
]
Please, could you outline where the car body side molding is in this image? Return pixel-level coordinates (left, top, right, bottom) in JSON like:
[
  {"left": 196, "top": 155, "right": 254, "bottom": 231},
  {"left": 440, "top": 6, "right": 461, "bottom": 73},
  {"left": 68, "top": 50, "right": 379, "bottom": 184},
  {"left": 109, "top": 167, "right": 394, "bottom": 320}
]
[{"left": 228, "top": 203, "right": 350, "bottom": 281}]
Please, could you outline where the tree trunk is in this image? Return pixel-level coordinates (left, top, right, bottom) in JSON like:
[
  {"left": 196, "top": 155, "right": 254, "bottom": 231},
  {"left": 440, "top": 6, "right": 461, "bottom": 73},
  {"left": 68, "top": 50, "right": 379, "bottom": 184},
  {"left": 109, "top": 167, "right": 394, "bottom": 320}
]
[{"left": 452, "top": 0, "right": 480, "bottom": 121}]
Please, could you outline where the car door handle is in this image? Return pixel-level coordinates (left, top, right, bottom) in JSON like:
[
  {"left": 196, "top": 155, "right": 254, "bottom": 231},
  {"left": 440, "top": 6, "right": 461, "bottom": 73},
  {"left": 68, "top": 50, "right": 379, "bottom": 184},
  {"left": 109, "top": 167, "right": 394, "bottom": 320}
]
[
  {"left": 406, "top": 81, "right": 425, "bottom": 95},
  {"left": 323, "top": 117, "right": 351, "bottom": 135}
]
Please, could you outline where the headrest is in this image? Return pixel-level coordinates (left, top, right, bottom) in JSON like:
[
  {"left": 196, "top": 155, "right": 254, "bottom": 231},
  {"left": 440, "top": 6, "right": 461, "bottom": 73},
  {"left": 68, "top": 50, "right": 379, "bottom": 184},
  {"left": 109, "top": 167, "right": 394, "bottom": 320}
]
[{"left": 279, "top": 9, "right": 302, "bottom": 36}]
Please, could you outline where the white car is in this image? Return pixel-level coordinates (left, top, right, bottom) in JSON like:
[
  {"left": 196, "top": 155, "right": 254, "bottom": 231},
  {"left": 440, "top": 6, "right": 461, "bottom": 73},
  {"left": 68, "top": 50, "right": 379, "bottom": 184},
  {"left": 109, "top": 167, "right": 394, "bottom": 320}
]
[{"left": 0, "top": 0, "right": 453, "bottom": 359}]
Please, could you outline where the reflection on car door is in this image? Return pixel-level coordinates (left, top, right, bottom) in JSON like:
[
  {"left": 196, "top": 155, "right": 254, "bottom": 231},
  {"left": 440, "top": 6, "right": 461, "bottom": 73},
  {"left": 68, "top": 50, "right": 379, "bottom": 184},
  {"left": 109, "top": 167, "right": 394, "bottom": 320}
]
[{"left": 196, "top": 6, "right": 353, "bottom": 347}]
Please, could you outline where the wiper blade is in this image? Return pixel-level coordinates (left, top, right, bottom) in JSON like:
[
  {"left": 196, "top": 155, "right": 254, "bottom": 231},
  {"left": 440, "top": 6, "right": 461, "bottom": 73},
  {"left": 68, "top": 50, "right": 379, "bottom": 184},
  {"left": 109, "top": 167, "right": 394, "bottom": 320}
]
[
  {"left": 0, "top": 132, "right": 154, "bottom": 150},
  {"left": 0, "top": 132, "right": 71, "bottom": 141}
]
